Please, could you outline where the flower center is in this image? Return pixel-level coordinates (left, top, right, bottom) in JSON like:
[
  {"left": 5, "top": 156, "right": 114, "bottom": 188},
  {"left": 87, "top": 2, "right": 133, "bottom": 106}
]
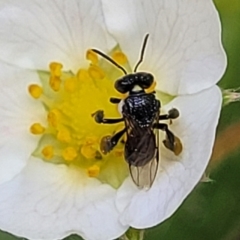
[{"left": 28, "top": 50, "right": 130, "bottom": 188}]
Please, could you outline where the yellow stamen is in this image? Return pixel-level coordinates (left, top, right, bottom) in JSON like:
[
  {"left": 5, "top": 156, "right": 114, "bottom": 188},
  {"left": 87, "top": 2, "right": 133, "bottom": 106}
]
[
  {"left": 112, "top": 51, "right": 128, "bottom": 65},
  {"left": 62, "top": 147, "right": 77, "bottom": 161},
  {"left": 85, "top": 136, "right": 98, "bottom": 144},
  {"left": 64, "top": 77, "right": 77, "bottom": 92},
  {"left": 80, "top": 137, "right": 99, "bottom": 159},
  {"left": 77, "top": 69, "right": 91, "bottom": 82},
  {"left": 47, "top": 109, "right": 61, "bottom": 128},
  {"left": 49, "top": 62, "right": 63, "bottom": 77},
  {"left": 30, "top": 56, "right": 133, "bottom": 188},
  {"left": 28, "top": 84, "right": 43, "bottom": 99},
  {"left": 86, "top": 49, "right": 98, "bottom": 65},
  {"left": 88, "top": 165, "right": 100, "bottom": 177},
  {"left": 49, "top": 76, "right": 61, "bottom": 91},
  {"left": 88, "top": 65, "right": 105, "bottom": 80},
  {"left": 42, "top": 145, "right": 54, "bottom": 160},
  {"left": 30, "top": 123, "right": 45, "bottom": 134},
  {"left": 114, "top": 149, "right": 124, "bottom": 157},
  {"left": 81, "top": 145, "right": 97, "bottom": 159},
  {"left": 57, "top": 128, "right": 71, "bottom": 143}
]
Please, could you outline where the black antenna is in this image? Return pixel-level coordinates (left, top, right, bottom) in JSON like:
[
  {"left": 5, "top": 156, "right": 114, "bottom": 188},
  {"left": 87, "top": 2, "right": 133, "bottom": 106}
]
[
  {"left": 133, "top": 34, "right": 150, "bottom": 72},
  {"left": 91, "top": 49, "right": 127, "bottom": 75}
]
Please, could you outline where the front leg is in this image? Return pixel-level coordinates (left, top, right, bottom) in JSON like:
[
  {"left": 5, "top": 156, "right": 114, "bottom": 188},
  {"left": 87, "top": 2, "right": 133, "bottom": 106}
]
[
  {"left": 100, "top": 128, "right": 126, "bottom": 154},
  {"left": 159, "top": 108, "right": 179, "bottom": 120},
  {"left": 154, "top": 123, "right": 182, "bottom": 155},
  {"left": 110, "top": 97, "right": 121, "bottom": 104},
  {"left": 92, "top": 110, "right": 123, "bottom": 124}
]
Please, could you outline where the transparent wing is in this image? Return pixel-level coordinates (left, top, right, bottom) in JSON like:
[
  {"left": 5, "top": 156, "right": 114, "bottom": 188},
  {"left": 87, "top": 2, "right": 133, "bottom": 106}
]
[
  {"left": 124, "top": 112, "right": 160, "bottom": 189},
  {"left": 129, "top": 155, "right": 159, "bottom": 189},
  {"left": 128, "top": 129, "right": 160, "bottom": 189}
]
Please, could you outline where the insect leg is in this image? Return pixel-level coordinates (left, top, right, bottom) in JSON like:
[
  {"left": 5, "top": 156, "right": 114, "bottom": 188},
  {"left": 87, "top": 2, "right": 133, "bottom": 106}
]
[
  {"left": 154, "top": 123, "right": 182, "bottom": 155},
  {"left": 110, "top": 97, "right": 121, "bottom": 104},
  {"left": 92, "top": 110, "right": 123, "bottom": 124},
  {"left": 159, "top": 108, "right": 179, "bottom": 120},
  {"left": 100, "top": 128, "right": 126, "bottom": 154},
  {"left": 154, "top": 123, "right": 175, "bottom": 149}
]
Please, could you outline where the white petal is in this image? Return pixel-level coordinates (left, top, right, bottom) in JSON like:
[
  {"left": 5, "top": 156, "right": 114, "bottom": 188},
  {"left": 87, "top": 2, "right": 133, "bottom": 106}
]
[
  {"left": 116, "top": 86, "right": 222, "bottom": 227},
  {"left": 0, "top": 62, "right": 45, "bottom": 184},
  {"left": 0, "top": 159, "right": 127, "bottom": 240},
  {"left": 0, "top": 0, "right": 115, "bottom": 71},
  {"left": 101, "top": 0, "right": 226, "bottom": 95}
]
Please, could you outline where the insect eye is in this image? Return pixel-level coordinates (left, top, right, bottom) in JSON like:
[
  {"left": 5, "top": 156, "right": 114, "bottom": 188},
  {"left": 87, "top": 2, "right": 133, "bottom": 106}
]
[
  {"left": 115, "top": 78, "right": 133, "bottom": 93},
  {"left": 137, "top": 73, "right": 154, "bottom": 89}
]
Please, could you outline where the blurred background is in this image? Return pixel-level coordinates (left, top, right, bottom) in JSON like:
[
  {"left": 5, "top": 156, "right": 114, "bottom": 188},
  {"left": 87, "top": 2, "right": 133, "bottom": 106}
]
[{"left": 0, "top": 0, "right": 239, "bottom": 239}]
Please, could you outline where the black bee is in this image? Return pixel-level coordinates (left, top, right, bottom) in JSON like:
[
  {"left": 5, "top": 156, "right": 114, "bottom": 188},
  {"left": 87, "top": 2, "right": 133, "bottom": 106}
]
[{"left": 92, "top": 34, "right": 182, "bottom": 189}]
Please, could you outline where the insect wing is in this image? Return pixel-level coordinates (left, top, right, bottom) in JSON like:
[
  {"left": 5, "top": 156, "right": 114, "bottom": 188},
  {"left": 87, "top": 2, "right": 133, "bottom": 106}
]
[
  {"left": 129, "top": 149, "right": 159, "bottom": 189},
  {"left": 126, "top": 119, "right": 160, "bottom": 189}
]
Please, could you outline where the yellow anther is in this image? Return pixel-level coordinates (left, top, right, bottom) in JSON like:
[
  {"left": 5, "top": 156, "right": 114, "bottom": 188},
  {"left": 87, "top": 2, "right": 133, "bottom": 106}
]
[
  {"left": 30, "top": 61, "right": 129, "bottom": 187},
  {"left": 145, "top": 81, "right": 156, "bottom": 94},
  {"left": 88, "top": 65, "right": 105, "bottom": 80},
  {"left": 57, "top": 128, "right": 71, "bottom": 143},
  {"left": 80, "top": 137, "right": 98, "bottom": 159},
  {"left": 49, "top": 62, "right": 63, "bottom": 77},
  {"left": 77, "top": 69, "right": 91, "bottom": 82},
  {"left": 64, "top": 77, "right": 77, "bottom": 92},
  {"left": 42, "top": 145, "right": 54, "bottom": 160},
  {"left": 30, "top": 123, "right": 45, "bottom": 134},
  {"left": 62, "top": 147, "right": 77, "bottom": 161},
  {"left": 86, "top": 49, "right": 98, "bottom": 65},
  {"left": 87, "top": 165, "right": 100, "bottom": 177},
  {"left": 85, "top": 136, "right": 98, "bottom": 145},
  {"left": 47, "top": 109, "right": 61, "bottom": 128},
  {"left": 112, "top": 51, "right": 128, "bottom": 65},
  {"left": 49, "top": 76, "right": 61, "bottom": 91},
  {"left": 114, "top": 149, "right": 124, "bottom": 157},
  {"left": 28, "top": 84, "right": 43, "bottom": 99},
  {"left": 81, "top": 145, "right": 97, "bottom": 159}
]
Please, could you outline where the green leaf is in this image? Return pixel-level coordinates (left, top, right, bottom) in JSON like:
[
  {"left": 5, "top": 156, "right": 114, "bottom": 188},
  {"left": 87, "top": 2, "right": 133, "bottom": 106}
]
[
  {"left": 121, "top": 228, "right": 145, "bottom": 240},
  {"left": 63, "top": 234, "right": 84, "bottom": 240},
  {"left": 145, "top": 149, "right": 240, "bottom": 240}
]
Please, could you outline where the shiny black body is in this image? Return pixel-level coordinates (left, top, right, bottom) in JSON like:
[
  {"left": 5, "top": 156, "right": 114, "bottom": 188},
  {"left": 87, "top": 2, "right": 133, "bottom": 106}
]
[
  {"left": 91, "top": 34, "right": 181, "bottom": 188},
  {"left": 92, "top": 72, "right": 161, "bottom": 188},
  {"left": 115, "top": 73, "right": 161, "bottom": 187},
  {"left": 115, "top": 71, "right": 160, "bottom": 168},
  {"left": 92, "top": 71, "right": 180, "bottom": 188},
  {"left": 123, "top": 91, "right": 160, "bottom": 167},
  {"left": 123, "top": 91, "right": 160, "bottom": 128}
]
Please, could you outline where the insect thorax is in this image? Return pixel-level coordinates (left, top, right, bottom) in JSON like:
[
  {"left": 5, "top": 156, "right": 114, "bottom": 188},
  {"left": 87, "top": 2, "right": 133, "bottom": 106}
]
[{"left": 122, "top": 92, "right": 160, "bottom": 127}]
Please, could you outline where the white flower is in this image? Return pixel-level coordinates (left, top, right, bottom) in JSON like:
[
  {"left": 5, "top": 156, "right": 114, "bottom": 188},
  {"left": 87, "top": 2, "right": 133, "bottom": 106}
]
[{"left": 0, "top": 1, "right": 226, "bottom": 240}]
